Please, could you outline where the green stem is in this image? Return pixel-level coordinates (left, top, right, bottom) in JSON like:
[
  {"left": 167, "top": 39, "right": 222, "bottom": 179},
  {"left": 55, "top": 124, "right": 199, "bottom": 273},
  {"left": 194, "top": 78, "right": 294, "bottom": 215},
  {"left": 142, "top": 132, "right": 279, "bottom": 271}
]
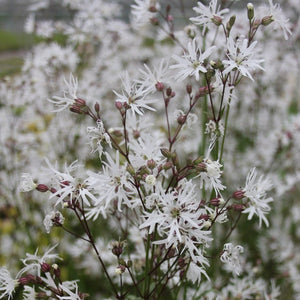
[{"left": 219, "top": 94, "right": 232, "bottom": 164}]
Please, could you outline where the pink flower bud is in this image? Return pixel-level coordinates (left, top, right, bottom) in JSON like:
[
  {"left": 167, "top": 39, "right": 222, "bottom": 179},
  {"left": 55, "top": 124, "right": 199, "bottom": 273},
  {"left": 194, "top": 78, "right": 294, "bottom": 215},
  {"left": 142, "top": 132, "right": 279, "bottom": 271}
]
[
  {"left": 36, "top": 184, "right": 49, "bottom": 192},
  {"left": 155, "top": 82, "right": 164, "bottom": 91},
  {"left": 232, "top": 190, "right": 245, "bottom": 200}
]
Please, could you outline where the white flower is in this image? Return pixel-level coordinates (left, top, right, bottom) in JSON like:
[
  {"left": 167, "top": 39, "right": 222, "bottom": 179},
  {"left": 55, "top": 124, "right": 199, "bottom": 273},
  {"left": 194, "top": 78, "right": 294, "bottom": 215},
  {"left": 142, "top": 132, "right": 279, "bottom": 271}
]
[
  {"left": 220, "top": 243, "right": 244, "bottom": 275},
  {"left": 136, "top": 59, "right": 171, "bottom": 94},
  {"left": 131, "top": 0, "right": 160, "bottom": 27},
  {"left": 266, "top": 0, "right": 292, "bottom": 40},
  {"left": 242, "top": 168, "right": 273, "bottom": 227},
  {"left": 58, "top": 281, "right": 81, "bottom": 300},
  {"left": 23, "top": 286, "right": 36, "bottom": 300},
  {"left": 20, "top": 173, "right": 37, "bottom": 192},
  {"left": 140, "top": 180, "right": 212, "bottom": 264},
  {"left": 190, "top": 0, "right": 229, "bottom": 30},
  {"left": 18, "top": 245, "right": 61, "bottom": 277},
  {"left": 48, "top": 73, "right": 78, "bottom": 112},
  {"left": 0, "top": 268, "right": 18, "bottom": 300},
  {"left": 222, "top": 37, "right": 264, "bottom": 81},
  {"left": 199, "top": 159, "right": 226, "bottom": 195},
  {"left": 46, "top": 159, "right": 98, "bottom": 207},
  {"left": 85, "top": 152, "right": 134, "bottom": 219},
  {"left": 114, "top": 71, "right": 157, "bottom": 116},
  {"left": 43, "top": 211, "right": 65, "bottom": 233},
  {"left": 186, "top": 261, "right": 209, "bottom": 284},
  {"left": 87, "top": 119, "right": 112, "bottom": 157},
  {"left": 170, "top": 39, "right": 216, "bottom": 81}
]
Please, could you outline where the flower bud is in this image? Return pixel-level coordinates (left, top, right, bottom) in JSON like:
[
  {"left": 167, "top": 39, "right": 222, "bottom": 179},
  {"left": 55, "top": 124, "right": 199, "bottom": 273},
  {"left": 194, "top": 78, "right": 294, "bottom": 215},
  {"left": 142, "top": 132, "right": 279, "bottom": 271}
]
[
  {"left": 261, "top": 16, "right": 274, "bottom": 26},
  {"left": 210, "top": 197, "right": 221, "bottom": 206},
  {"left": 232, "top": 190, "right": 245, "bottom": 200},
  {"left": 163, "top": 161, "right": 173, "bottom": 170},
  {"left": 166, "top": 87, "right": 172, "bottom": 97},
  {"left": 75, "top": 98, "right": 86, "bottom": 107},
  {"left": 160, "top": 148, "right": 172, "bottom": 158},
  {"left": 186, "top": 84, "right": 192, "bottom": 94},
  {"left": 150, "top": 17, "right": 159, "bottom": 26},
  {"left": 212, "top": 15, "right": 222, "bottom": 26},
  {"left": 41, "top": 262, "right": 51, "bottom": 273},
  {"left": 247, "top": 3, "right": 254, "bottom": 20},
  {"left": 36, "top": 184, "right": 49, "bottom": 192},
  {"left": 177, "top": 114, "right": 186, "bottom": 125},
  {"left": 147, "top": 159, "right": 156, "bottom": 169},
  {"left": 115, "top": 101, "right": 123, "bottom": 110},
  {"left": 155, "top": 82, "right": 164, "bottom": 91},
  {"left": 232, "top": 204, "right": 245, "bottom": 211},
  {"left": 111, "top": 241, "right": 124, "bottom": 257},
  {"left": 94, "top": 102, "right": 100, "bottom": 113},
  {"left": 148, "top": 6, "right": 157, "bottom": 13},
  {"left": 126, "top": 260, "right": 132, "bottom": 268}
]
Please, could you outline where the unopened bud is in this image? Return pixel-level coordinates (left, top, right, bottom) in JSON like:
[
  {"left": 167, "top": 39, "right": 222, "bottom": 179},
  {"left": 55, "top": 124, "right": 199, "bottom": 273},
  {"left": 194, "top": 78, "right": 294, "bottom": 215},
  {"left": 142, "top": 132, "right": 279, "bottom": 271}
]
[
  {"left": 199, "top": 214, "right": 209, "bottom": 221},
  {"left": 150, "top": 17, "right": 159, "bottom": 26},
  {"left": 36, "top": 184, "right": 49, "bottom": 192},
  {"left": 232, "top": 204, "right": 245, "bottom": 211},
  {"left": 212, "top": 15, "right": 222, "bottom": 26},
  {"left": 148, "top": 5, "right": 157, "bottom": 13},
  {"left": 163, "top": 161, "right": 173, "bottom": 170},
  {"left": 41, "top": 262, "right": 51, "bottom": 273},
  {"left": 50, "top": 187, "right": 57, "bottom": 194},
  {"left": 147, "top": 159, "right": 156, "bottom": 169},
  {"left": 19, "top": 274, "right": 36, "bottom": 285},
  {"left": 126, "top": 260, "right": 132, "bottom": 268},
  {"left": 210, "top": 197, "right": 221, "bottom": 206},
  {"left": 177, "top": 114, "right": 186, "bottom": 125},
  {"left": 75, "top": 98, "right": 86, "bottom": 107},
  {"left": 261, "top": 16, "right": 274, "bottom": 26},
  {"left": 155, "top": 82, "right": 164, "bottom": 91},
  {"left": 167, "top": 15, "right": 173, "bottom": 22},
  {"left": 170, "top": 91, "right": 175, "bottom": 98},
  {"left": 186, "top": 84, "right": 192, "bottom": 94},
  {"left": 247, "top": 3, "right": 254, "bottom": 20},
  {"left": 111, "top": 241, "right": 124, "bottom": 257},
  {"left": 160, "top": 148, "right": 172, "bottom": 158},
  {"left": 166, "top": 87, "right": 172, "bottom": 97},
  {"left": 115, "top": 101, "right": 123, "bottom": 110},
  {"left": 70, "top": 105, "right": 83, "bottom": 114},
  {"left": 94, "top": 102, "right": 100, "bottom": 112},
  {"left": 232, "top": 190, "right": 245, "bottom": 200},
  {"left": 226, "top": 15, "right": 236, "bottom": 32}
]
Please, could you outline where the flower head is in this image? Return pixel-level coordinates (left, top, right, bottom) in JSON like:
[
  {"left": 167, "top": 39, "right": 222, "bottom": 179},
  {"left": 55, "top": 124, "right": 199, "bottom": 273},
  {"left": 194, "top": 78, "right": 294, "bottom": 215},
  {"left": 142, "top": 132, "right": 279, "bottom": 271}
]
[
  {"left": 0, "top": 268, "right": 18, "bottom": 300},
  {"left": 220, "top": 243, "right": 244, "bottom": 275},
  {"left": 265, "top": 0, "right": 292, "bottom": 40},
  {"left": 242, "top": 168, "right": 273, "bottom": 227},
  {"left": 114, "top": 71, "right": 156, "bottom": 116},
  {"left": 48, "top": 73, "right": 79, "bottom": 112},
  {"left": 222, "top": 37, "right": 264, "bottom": 81},
  {"left": 170, "top": 39, "right": 216, "bottom": 81},
  {"left": 190, "top": 0, "right": 229, "bottom": 30}
]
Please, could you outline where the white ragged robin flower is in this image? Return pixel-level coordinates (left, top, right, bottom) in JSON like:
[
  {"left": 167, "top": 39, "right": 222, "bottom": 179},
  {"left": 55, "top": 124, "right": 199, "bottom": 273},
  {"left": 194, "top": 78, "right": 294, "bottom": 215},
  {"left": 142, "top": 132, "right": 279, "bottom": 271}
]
[
  {"left": 58, "top": 281, "right": 81, "bottom": 300},
  {"left": 170, "top": 39, "right": 216, "bottom": 81},
  {"left": 43, "top": 210, "right": 65, "bottom": 233},
  {"left": 87, "top": 119, "right": 112, "bottom": 158},
  {"left": 242, "top": 168, "right": 273, "bottom": 227},
  {"left": 17, "top": 244, "right": 61, "bottom": 277},
  {"left": 190, "top": 0, "right": 229, "bottom": 30},
  {"left": 0, "top": 268, "right": 18, "bottom": 300},
  {"left": 140, "top": 180, "right": 212, "bottom": 265},
  {"left": 48, "top": 73, "right": 79, "bottom": 112},
  {"left": 198, "top": 159, "right": 226, "bottom": 195},
  {"left": 131, "top": 0, "right": 160, "bottom": 27},
  {"left": 46, "top": 159, "right": 98, "bottom": 207},
  {"left": 220, "top": 243, "right": 244, "bottom": 275},
  {"left": 85, "top": 151, "right": 134, "bottom": 219},
  {"left": 263, "top": 0, "right": 292, "bottom": 40},
  {"left": 136, "top": 59, "right": 171, "bottom": 94},
  {"left": 222, "top": 37, "right": 265, "bottom": 82},
  {"left": 114, "top": 71, "right": 157, "bottom": 116}
]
